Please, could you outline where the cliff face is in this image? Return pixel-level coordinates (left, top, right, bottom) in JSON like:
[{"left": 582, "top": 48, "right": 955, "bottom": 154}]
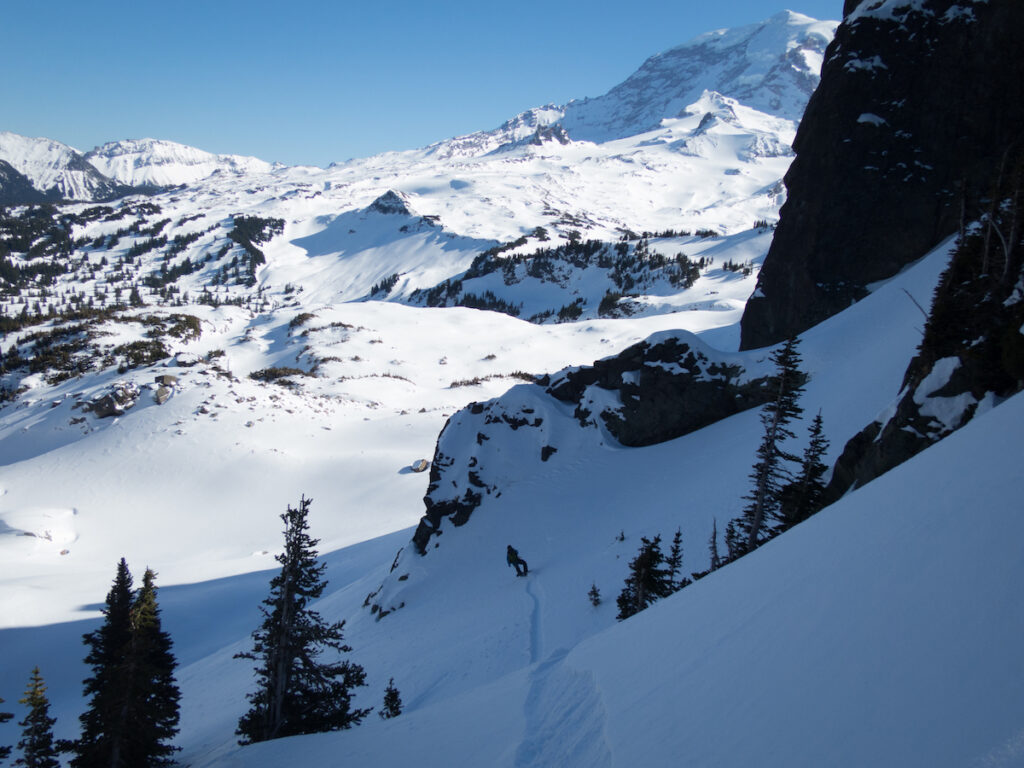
[
  {"left": 827, "top": 142, "right": 1024, "bottom": 499},
  {"left": 740, "top": 0, "right": 1024, "bottom": 350}
]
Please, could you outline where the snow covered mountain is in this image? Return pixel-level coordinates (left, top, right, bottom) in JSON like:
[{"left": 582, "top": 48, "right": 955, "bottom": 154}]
[
  {"left": 11, "top": 7, "right": 1021, "bottom": 767},
  {"left": 84, "top": 138, "right": 277, "bottom": 188},
  {"left": 560, "top": 10, "right": 835, "bottom": 142},
  {"left": 425, "top": 10, "right": 836, "bottom": 159},
  {"left": 0, "top": 131, "right": 128, "bottom": 201}
]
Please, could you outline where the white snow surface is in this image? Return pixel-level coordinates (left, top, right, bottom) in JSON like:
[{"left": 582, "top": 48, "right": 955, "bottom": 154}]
[
  {"left": 4, "top": 230, "right": 1018, "bottom": 767},
  {"left": 4, "top": 12, "right": 1015, "bottom": 767}
]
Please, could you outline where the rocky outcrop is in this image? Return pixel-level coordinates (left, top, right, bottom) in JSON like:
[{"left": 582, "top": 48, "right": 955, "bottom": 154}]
[
  {"left": 545, "top": 334, "right": 771, "bottom": 447},
  {"left": 741, "top": 0, "right": 1024, "bottom": 350},
  {"left": 85, "top": 382, "right": 140, "bottom": 418},
  {"left": 412, "top": 331, "right": 775, "bottom": 553},
  {"left": 827, "top": 141, "right": 1024, "bottom": 499}
]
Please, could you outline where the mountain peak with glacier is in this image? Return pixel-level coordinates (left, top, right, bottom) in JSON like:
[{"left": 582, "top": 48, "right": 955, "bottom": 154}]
[
  {"left": 0, "top": 11, "right": 834, "bottom": 204},
  {"left": 558, "top": 9, "right": 836, "bottom": 143}
]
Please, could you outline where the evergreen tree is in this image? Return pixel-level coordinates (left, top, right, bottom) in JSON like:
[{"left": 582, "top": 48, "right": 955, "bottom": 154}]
[
  {"left": 378, "top": 679, "right": 402, "bottom": 720},
  {"left": 69, "top": 561, "right": 180, "bottom": 768},
  {"left": 708, "top": 518, "right": 722, "bottom": 572},
  {"left": 0, "top": 697, "right": 12, "bottom": 762},
  {"left": 15, "top": 667, "right": 59, "bottom": 768},
  {"left": 616, "top": 535, "right": 674, "bottom": 620},
  {"left": 587, "top": 583, "right": 602, "bottom": 607},
  {"left": 123, "top": 568, "right": 181, "bottom": 766},
  {"left": 779, "top": 411, "right": 830, "bottom": 530},
  {"left": 730, "top": 337, "right": 806, "bottom": 554},
  {"left": 665, "top": 529, "right": 690, "bottom": 592},
  {"left": 71, "top": 558, "right": 134, "bottom": 768},
  {"left": 236, "top": 496, "right": 369, "bottom": 745}
]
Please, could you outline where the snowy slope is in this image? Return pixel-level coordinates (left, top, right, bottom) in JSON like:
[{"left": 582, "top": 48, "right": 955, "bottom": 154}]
[
  {"left": 85, "top": 138, "right": 276, "bottom": 188},
  {"left": 0, "top": 131, "right": 125, "bottom": 201},
  {"left": 0, "top": 234, "right": 967, "bottom": 765},
  {"left": 199, "top": 385, "right": 1024, "bottom": 768}
]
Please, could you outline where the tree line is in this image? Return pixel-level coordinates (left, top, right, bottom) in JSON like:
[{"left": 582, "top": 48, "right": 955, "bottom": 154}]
[{"left": 606, "top": 336, "right": 830, "bottom": 620}]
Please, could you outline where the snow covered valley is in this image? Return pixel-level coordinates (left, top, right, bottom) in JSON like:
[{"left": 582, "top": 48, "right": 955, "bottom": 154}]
[{"left": 2, "top": 7, "right": 1024, "bottom": 766}]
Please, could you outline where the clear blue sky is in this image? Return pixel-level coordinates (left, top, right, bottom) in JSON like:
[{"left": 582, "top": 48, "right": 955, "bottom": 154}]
[{"left": 3, "top": 0, "right": 842, "bottom": 167}]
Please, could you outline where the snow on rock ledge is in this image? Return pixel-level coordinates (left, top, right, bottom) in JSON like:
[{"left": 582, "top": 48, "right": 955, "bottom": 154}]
[{"left": 412, "top": 330, "right": 778, "bottom": 554}]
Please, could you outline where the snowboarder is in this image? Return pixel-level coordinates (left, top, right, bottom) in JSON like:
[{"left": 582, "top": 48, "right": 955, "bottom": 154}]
[{"left": 506, "top": 545, "right": 528, "bottom": 577}]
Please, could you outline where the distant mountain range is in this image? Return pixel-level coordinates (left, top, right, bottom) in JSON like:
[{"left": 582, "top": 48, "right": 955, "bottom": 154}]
[{"left": 0, "top": 11, "right": 834, "bottom": 206}]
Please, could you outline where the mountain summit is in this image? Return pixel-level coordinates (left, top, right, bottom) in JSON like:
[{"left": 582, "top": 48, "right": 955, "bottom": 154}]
[
  {"left": 560, "top": 10, "right": 836, "bottom": 142},
  {"left": 0, "top": 131, "right": 128, "bottom": 201},
  {"left": 84, "top": 138, "right": 276, "bottom": 188}
]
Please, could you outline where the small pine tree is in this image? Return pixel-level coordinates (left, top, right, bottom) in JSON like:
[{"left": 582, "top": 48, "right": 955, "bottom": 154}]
[
  {"left": 587, "top": 583, "right": 602, "bottom": 607},
  {"left": 15, "top": 667, "right": 59, "bottom": 768},
  {"left": 616, "top": 535, "right": 674, "bottom": 620},
  {"left": 0, "top": 696, "right": 12, "bottom": 762},
  {"left": 731, "top": 336, "right": 806, "bottom": 554},
  {"left": 779, "top": 411, "right": 830, "bottom": 530},
  {"left": 379, "top": 679, "right": 402, "bottom": 720},
  {"left": 665, "top": 529, "right": 691, "bottom": 592},
  {"left": 708, "top": 518, "right": 722, "bottom": 571},
  {"left": 236, "top": 496, "right": 369, "bottom": 744}
]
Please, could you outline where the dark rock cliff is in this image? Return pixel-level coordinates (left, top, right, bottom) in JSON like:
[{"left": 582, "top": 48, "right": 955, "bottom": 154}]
[
  {"left": 741, "top": 0, "right": 1024, "bottom": 350},
  {"left": 412, "top": 332, "right": 775, "bottom": 554},
  {"left": 826, "top": 141, "right": 1024, "bottom": 498}
]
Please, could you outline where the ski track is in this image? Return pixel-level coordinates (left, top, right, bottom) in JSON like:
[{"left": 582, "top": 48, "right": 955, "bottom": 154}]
[
  {"left": 515, "top": 647, "right": 613, "bottom": 768},
  {"left": 526, "top": 576, "right": 542, "bottom": 664}
]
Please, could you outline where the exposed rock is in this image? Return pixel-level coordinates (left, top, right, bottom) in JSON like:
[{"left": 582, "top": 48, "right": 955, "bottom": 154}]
[
  {"left": 369, "top": 190, "right": 413, "bottom": 216},
  {"left": 154, "top": 387, "right": 172, "bottom": 405},
  {"left": 741, "top": 0, "right": 1024, "bottom": 350},
  {"left": 827, "top": 141, "right": 1024, "bottom": 500},
  {"left": 85, "top": 382, "right": 140, "bottom": 418},
  {"left": 154, "top": 374, "right": 178, "bottom": 386},
  {"left": 410, "top": 459, "right": 429, "bottom": 473},
  {"left": 546, "top": 334, "right": 771, "bottom": 447},
  {"left": 412, "top": 331, "right": 776, "bottom": 553}
]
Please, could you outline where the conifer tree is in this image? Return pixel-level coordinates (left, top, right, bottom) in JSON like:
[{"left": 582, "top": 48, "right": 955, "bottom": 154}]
[
  {"left": 15, "top": 667, "right": 59, "bottom": 768},
  {"left": 708, "top": 518, "right": 722, "bottom": 571},
  {"left": 236, "top": 496, "right": 369, "bottom": 745},
  {"left": 730, "top": 337, "right": 806, "bottom": 554},
  {"left": 665, "top": 529, "right": 690, "bottom": 592},
  {"left": 0, "top": 697, "right": 12, "bottom": 762},
  {"left": 587, "top": 583, "right": 602, "bottom": 607},
  {"left": 616, "top": 535, "right": 674, "bottom": 620},
  {"left": 379, "top": 679, "right": 402, "bottom": 720},
  {"left": 69, "top": 561, "right": 180, "bottom": 767},
  {"left": 71, "top": 558, "right": 134, "bottom": 768},
  {"left": 779, "top": 411, "right": 830, "bottom": 530},
  {"left": 124, "top": 568, "right": 181, "bottom": 766}
]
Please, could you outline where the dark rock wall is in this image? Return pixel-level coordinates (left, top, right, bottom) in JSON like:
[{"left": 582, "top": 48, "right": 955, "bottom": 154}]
[
  {"left": 741, "top": 0, "right": 1024, "bottom": 350},
  {"left": 827, "top": 140, "right": 1024, "bottom": 499}
]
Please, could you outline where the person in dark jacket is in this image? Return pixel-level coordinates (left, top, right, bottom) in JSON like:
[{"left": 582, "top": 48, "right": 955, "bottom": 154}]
[{"left": 506, "top": 545, "right": 528, "bottom": 576}]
